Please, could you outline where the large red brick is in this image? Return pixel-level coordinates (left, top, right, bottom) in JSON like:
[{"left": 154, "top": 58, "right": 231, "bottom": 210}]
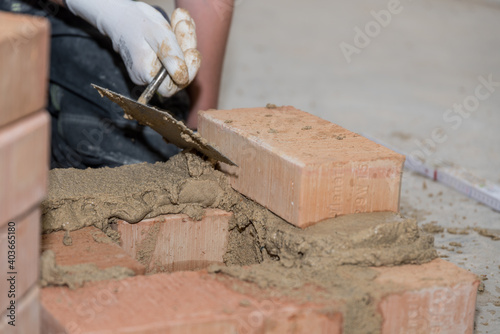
[
  {"left": 41, "top": 270, "right": 342, "bottom": 334},
  {"left": 199, "top": 107, "right": 405, "bottom": 228},
  {"left": 41, "top": 259, "right": 477, "bottom": 334},
  {"left": 376, "top": 259, "right": 478, "bottom": 334},
  {"left": 114, "top": 209, "right": 232, "bottom": 273},
  {"left": 41, "top": 226, "right": 145, "bottom": 275},
  {"left": 0, "top": 285, "right": 40, "bottom": 334},
  {"left": 0, "top": 111, "right": 50, "bottom": 227},
  {"left": 0, "top": 208, "right": 41, "bottom": 311},
  {"left": 0, "top": 12, "right": 50, "bottom": 127}
]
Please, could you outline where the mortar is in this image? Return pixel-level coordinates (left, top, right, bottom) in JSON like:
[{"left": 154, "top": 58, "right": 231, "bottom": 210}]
[{"left": 41, "top": 151, "right": 438, "bottom": 333}]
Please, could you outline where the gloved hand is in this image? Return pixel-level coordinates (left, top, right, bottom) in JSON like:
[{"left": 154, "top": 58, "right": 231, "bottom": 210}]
[{"left": 65, "top": 0, "right": 201, "bottom": 97}]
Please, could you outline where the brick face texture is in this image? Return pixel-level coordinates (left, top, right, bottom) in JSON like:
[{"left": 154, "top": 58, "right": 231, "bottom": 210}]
[
  {"left": 0, "top": 12, "right": 49, "bottom": 127},
  {"left": 41, "top": 271, "right": 343, "bottom": 334},
  {"left": 41, "top": 226, "right": 146, "bottom": 275},
  {"left": 115, "top": 209, "right": 232, "bottom": 273},
  {"left": 199, "top": 107, "right": 405, "bottom": 228},
  {"left": 0, "top": 111, "right": 50, "bottom": 225}
]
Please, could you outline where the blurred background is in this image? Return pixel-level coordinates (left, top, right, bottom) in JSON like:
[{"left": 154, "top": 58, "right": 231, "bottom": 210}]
[
  {"left": 151, "top": 0, "right": 499, "bottom": 332},
  {"left": 153, "top": 0, "right": 500, "bottom": 181}
]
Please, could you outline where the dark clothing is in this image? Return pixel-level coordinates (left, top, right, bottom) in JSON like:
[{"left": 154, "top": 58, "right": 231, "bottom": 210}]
[{"left": 1, "top": 0, "right": 189, "bottom": 169}]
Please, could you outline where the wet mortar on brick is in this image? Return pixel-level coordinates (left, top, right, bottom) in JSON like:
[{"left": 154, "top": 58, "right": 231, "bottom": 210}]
[
  {"left": 40, "top": 250, "right": 135, "bottom": 290},
  {"left": 41, "top": 151, "right": 438, "bottom": 333}
]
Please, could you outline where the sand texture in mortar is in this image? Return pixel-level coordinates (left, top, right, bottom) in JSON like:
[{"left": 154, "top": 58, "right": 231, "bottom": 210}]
[
  {"left": 42, "top": 152, "right": 239, "bottom": 233},
  {"left": 40, "top": 250, "right": 135, "bottom": 290},
  {"left": 42, "top": 152, "right": 437, "bottom": 333}
]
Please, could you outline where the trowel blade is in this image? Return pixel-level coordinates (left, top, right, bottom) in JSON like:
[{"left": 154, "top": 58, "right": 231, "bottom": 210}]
[{"left": 92, "top": 84, "right": 236, "bottom": 166}]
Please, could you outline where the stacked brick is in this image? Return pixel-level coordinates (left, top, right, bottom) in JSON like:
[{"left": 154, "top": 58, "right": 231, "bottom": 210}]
[
  {"left": 41, "top": 257, "right": 477, "bottom": 333},
  {"left": 41, "top": 107, "right": 479, "bottom": 334},
  {"left": 37, "top": 106, "right": 479, "bottom": 333},
  {"left": 0, "top": 12, "right": 50, "bottom": 334}
]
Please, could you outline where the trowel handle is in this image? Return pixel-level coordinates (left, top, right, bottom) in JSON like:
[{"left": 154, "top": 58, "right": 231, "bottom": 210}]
[{"left": 137, "top": 67, "right": 168, "bottom": 105}]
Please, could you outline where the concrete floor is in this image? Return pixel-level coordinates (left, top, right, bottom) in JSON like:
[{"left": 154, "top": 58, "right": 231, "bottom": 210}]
[{"left": 158, "top": 0, "right": 500, "bottom": 331}]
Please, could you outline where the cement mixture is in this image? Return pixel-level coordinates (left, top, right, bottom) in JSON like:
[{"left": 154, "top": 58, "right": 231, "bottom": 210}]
[{"left": 41, "top": 151, "right": 437, "bottom": 333}]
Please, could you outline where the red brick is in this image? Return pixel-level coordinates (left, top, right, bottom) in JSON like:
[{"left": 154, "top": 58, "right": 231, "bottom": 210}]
[
  {"left": 199, "top": 107, "right": 405, "bottom": 228},
  {"left": 41, "top": 271, "right": 342, "bottom": 334},
  {"left": 41, "top": 226, "right": 145, "bottom": 275},
  {"left": 0, "top": 209, "right": 41, "bottom": 311},
  {"left": 376, "top": 259, "right": 478, "bottom": 334},
  {"left": 41, "top": 259, "right": 477, "bottom": 333},
  {"left": 0, "top": 12, "right": 50, "bottom": 127},
  {"left": 114, "top": 209, "right": 232, "bottom": 273},
  {"left": 0, "top": 285, "right": 40, "bottom": 334},
  {"left": 0, "top": 111, "right": 50, "bottom": 227}
]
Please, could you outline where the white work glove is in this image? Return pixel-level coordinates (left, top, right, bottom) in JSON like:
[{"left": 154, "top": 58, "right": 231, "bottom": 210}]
[{"left": 65, "top": 0, "right": 201, "bottom": 97}]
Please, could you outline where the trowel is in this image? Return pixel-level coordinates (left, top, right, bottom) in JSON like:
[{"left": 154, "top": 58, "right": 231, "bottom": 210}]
[{"left": 92, "top": 67, "right": 236, "bottom": 166}]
